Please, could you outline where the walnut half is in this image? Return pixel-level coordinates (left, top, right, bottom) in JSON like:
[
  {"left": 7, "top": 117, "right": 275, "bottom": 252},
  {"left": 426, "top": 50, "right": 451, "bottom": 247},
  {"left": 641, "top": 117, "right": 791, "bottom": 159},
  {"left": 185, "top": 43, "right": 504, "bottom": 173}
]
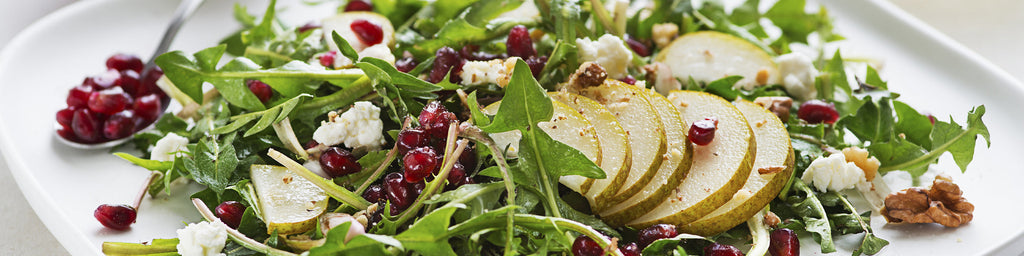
[{"left": 880, "top": 175, "right": 974, "bottom": 228}]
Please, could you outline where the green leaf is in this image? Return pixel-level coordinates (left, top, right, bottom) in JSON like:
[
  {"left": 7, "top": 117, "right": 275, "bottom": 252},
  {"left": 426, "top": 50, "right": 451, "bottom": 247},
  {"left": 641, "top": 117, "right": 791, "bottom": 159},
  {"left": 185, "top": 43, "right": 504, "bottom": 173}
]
[
  {"left": 394, "top": 206, "right": 462, "bottom": 256},
  {"left": 765, "top": 0, "right": 827, "bottom": 44},
  {"left": 207, "top": 57, "right": 267, "bottom": 111},
  {"left": 244, "top": 107, "right": 280, "bottom": 137},
  {"left": 641, "top": 234, "right": 709, "bottom": 255},
  {"left": 780, "top": 178, "right": 835, "bottom": 253},
  {"left": 466, "top": 91, "right": 491, "bottom": 127},
  {"left": 331, "top": 31, "right": 360, "bottom": 61},
  {"left": 309, "top": 222, "right": 403, "bottom": 255},
  {"left": 703, "top": 75, "right": 743, "bottom": 100},
  {"left": 155, "top": 45, "right": 228, "bottom": 104},
  {"left": 875, "top": 106, "right": 989, "bottom": 175},
  {"left": 114, "top": 153, "right": 172, "bottom": 171},
  {"left": 893, "top": 101, "right": 933, "bottom": 149},
  {"left": 854, "top": 233, "right": 890, "bottom": 256},
  {"left": 864, "top": 65, "right": 888, "bottom": 90},
  {"left": 184, "top": 138, "right": 239, "bottom": 195},
  {"left": 840, "top": 96, "right": 894, "bottom": 143},
  {"left": 213, "top": 94, "right": 311, "bottom": 136}
]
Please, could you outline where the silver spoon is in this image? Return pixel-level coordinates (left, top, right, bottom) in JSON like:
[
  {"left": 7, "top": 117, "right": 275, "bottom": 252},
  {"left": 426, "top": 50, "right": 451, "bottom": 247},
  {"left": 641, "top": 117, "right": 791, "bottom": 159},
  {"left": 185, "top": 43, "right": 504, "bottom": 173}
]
[{"left": 57, "top": 0, "right": 206, "bottom": 149}]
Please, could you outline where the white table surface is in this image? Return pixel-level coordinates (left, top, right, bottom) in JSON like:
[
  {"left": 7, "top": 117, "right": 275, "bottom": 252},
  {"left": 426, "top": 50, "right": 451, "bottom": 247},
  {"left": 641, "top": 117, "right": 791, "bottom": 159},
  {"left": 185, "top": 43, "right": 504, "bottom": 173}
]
[{"left": 0, "top": 0, "right": 1021, "bottom": 255}]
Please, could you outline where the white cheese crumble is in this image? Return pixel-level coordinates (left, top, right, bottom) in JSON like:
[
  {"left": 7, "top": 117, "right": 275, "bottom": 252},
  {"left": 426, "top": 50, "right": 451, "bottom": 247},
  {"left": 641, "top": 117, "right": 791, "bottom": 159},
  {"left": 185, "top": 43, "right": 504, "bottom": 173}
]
[
  {"left": 576, "top": 34, "right": 633, "bottom": 79},
  {"left": 359, "top": 44, "right": 396, "bottom": 65},
  {"left": 460, "top": 58, "right": 515, "bottom": 86},
  {"left": 651, "top": 23, "right": 679, "bottom": 49},
  {"left": 176, "top": 221, "right": 227, "bottom": 256},
  {"left": 151, "top": 133, "right": 189, "bottom": 162},
  {"left": 312, "top": 101, "right": 386, "bottom": 150},
  {"left": 801, "top": 153, "right": 867, "bottom": 192},
  {"left": 776, "top": 52, "right": 819, "bottom": 100}
]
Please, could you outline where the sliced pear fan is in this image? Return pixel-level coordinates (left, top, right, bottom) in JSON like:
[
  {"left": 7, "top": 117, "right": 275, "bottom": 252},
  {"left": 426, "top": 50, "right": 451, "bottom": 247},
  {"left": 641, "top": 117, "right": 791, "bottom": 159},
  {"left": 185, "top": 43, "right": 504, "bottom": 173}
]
[
  {"left": 626, "top": 91, "right": 755, "bottom": 228},
  {"left": 655, "top": 31, "right": 779, "bottom": 90},
  {"left": 251, "top": 164, "right": 328, "bottom": 235},
  {"left": 679, "top": 100, "right": 795, "bottom": 236},
  {"left": 549, "top": 92, "right": 632, "bottom": 208}
]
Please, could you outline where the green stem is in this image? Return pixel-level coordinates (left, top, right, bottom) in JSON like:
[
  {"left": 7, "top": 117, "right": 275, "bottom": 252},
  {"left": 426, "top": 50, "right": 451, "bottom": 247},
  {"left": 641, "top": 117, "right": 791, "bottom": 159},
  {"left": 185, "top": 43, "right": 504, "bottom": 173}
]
[
  {"left": 191, "top": 199, "right": 297, "bottom": 256},
  {"left": 877, "top": 130, "right": 970, "bottom": 172},
  {"left": 589, "top": 0, "right": 617, "bottom": 36},
  {"left": 292, "top": 77, "right": 374, "bottom": 120},
  {"left": 526, "top": 128, "right": 562, "bottom": 219},
  {"left": 746, "top": 207, "right": 770, "bottom": 256},
  {"left": 460, "top": 125, "right": 517, "bottom": 255},
  {"left": 203, "top": 68, "right": 364, "bottom": 80},
  {"left": 355, "top": 117, "right": 412, "bottom": 194},
  {"left": 101, "top": 241, "right": 178, "bottom": 255},
  {"left": 244, "top": 47, "right": 293, "bottom": 63},
  {"left": 267, "top": 149, "right": 371, "bottom": 209}
]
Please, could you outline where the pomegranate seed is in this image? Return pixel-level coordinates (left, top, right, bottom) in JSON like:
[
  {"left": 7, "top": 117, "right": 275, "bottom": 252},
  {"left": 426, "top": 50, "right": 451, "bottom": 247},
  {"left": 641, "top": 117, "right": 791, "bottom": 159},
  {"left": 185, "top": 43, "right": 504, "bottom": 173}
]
[
  {"left": 638, "top": 224, "right": 678, "bottom": 248},
  {"left": 56, "top": 125, "right": 77, "bottom": 142},
  {"left": 444, "top": 163, "right": 467, "bottom": 190},
  {"left": 247, "top": 80, "right": 274, "bottom": 104},
  {"left": 397, "top": 128, "right": 430, "bottom": 155},
  {"left": 927, "top": 114, "right": 936, "bottom": 125},
  {"left": 362, "top": 184, "right": 386, "bottom": 203},
  {"left": 350, "top": 19, "right": 383, "bottom": 46},
  {"left": 56, "top": 107, "right": 76, "bottom": 127},
  {"left": 428, "top": 47, "right": 464, "bottom": 83},
  {"left": 384, "top": 172, "right": 413, "bottom": 214},
  {"left": 797, "top": 100, "right": 840, "bottom": 124},
  {"left": 67, "top": 84, "right": 94, "bottom": 108},
  {"left": 460, "top": 45, "right": 501, "bottom": 61},
  {"left": 142, "top": 67, "right": 167, "bottom": 101},
  {"left": 320, "top": 51, "right": 338, "bottom": 68},
  {"left": 72, "top": 108, "right": 103, "bottom": 142},
  {"left": 625, "top": 35, "right": 650, "bottom": 57},
  {"left": 506, "top": 25, "right": 536, "bottom": 58},
  {"left": 88, "top": 87, "right": 133, "bottom": 115},
  {"left": 215, "top": 201, "right": 246, "bottom": 229},
  {"left": 132, "top": 94, "right": 162, "bottom": 127},
  {"left": 410, "top": 179, "right": 425, "bottom": 195},
  {"left": 106, "top": 54, "right": 144, "bottom": 73},
  {"left": 689, "top": 117, "right": 719, "bottom": 146},
  {"left": 304, "top": 140, "right": 320, "bottom": 150},
  {"left": 395, "top": 57, "right": 417, "bottom": 73},
  {"left": 297, "top": 21, "right": 321, "bottom": 33},
  {"left": 116, "top": 70, "right": 143, "bottom": 96},
  {"left": 418, "top": 101, "right": 458, "bottom": 138},
  {"left": 320, "top": 147, "right": 362, "bottom": 178},
  {"left": 525, "top": 55, "right": 547, "bottom": 78},
  {"left": 403, "top": 147, "right": 439, "bottom": 182},
  {"left": 344, "top": 0, "right": 374, "bottom": 12},
  {"left": 103, "top": 110, "right": 136, "bottom": 139},
  {"left": 571, "top": 235, "right": 604, "bottom": 256},
  {"left": 620, "top": 242, "right": 640, "bottom": 256},
  {"left": 704, "top": 243, "right": 744, "bottom": 256},
  {"left": 769, "top": 228, "right": 799, "bottom": 256},
  {"left": 619, "top": 75, "right": 637, "bottom": 85},
  {"left": 458, "top": 143, "right": 478, "bottom": 171},
  {"left": 84, "top": 69, "right": 121, "bottom": 90},
  {"left": 94, "top": 204, "right": 137, "bottom": 230}
]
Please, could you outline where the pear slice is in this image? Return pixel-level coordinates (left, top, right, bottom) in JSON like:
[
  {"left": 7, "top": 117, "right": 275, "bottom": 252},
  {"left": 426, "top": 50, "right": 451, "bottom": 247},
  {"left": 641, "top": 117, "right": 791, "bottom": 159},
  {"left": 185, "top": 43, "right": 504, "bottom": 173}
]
[
  {"left": 482, "top": 99, "right": 602, "bottom": 193},
  {"left": 679, "top": 100, "right": 795, "bottom": 236},
  {"left": 322, "top": 12, "right": 395, "bottom": 52},
  {"left": 569, "top": 80, "right": 666, "bottom": 209},
  {"left": 626, "top": 91, "right": 754, "bottom": 228},
  {"left": 251, "top": 164, "right": 329, "bottom": 235},
  {"left": 655, "top": 31, "right": 779, "bottom": 90},
  {"left": 549, "top": 92, "right": 632, "bottom": 208},
  {"left": 599, "top": 88, "right": 693, "bottom": 225}
]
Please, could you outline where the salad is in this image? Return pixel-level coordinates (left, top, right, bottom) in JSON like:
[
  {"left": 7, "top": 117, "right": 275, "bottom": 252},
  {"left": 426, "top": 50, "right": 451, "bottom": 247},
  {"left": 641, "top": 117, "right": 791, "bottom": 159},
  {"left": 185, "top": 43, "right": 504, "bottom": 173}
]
[{"left": 82, "top": 0, "right": 992, "bottom": 255}]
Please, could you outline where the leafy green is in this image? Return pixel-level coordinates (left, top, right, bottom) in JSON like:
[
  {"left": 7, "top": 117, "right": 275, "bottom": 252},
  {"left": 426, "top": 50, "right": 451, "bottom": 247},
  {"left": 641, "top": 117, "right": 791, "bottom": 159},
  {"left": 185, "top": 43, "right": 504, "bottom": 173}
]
[
  {"left": 184, "top": 137, "right": 239, "bottom": 195},
  {"left": 212, "top": 94, "right": 311, "bottom": 136},
  {"left": 641, "top": 234, "right": 708, "bottom": 255},
  {"left": 394, "top": 206, "right": 461, "bottom": 255},
  {"left": 778, "top": 179, "right": 835, "bottom": 253},
  {"left": 355, "top": 57, "right": 441, "bottom": 122},
  {"left": 765, "top": 0, "right": 840, "bottom": 44},
  {"left": 308, "top": 222, "right": 403, "bottom": 255},
  {"left": 874, "top": 106, "right": 989, "bottom": 175}
]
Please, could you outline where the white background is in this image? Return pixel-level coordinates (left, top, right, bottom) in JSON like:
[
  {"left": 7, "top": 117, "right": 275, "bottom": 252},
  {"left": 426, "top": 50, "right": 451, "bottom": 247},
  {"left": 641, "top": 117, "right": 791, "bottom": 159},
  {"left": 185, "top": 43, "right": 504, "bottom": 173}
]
[{"left": 0, "top": 0, "right": 1021, "bottom": 255}]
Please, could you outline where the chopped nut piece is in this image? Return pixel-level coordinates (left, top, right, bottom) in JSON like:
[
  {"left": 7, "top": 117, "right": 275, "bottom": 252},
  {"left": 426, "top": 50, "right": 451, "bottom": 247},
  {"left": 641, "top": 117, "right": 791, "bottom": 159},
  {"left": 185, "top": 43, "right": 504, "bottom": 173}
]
[
  {"left": 652, "top": 23, "right": 679, "bottom": 48},
  {"left": 566, "top": 62, "right": 608, "bottom": 89},
  {"left": 842, "top": 146, "right": 880, "bottom": 181},
  {"left": 881, "top": 175, "right": 974, "bottom": 227},
  {"left": 757, "top": 165, "right": 786, "bottom": 175},
  {"left": 764, "top": 211, "right": 782, "bottom": 228},
  {"left": 753, "top": 96, "right": 792, "bottom": 122}
]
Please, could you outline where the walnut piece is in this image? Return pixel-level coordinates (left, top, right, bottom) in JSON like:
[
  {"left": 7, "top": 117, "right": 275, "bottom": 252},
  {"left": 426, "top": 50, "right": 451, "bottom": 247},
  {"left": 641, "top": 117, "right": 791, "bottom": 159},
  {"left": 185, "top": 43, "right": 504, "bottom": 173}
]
[
  {"left": 753, "top": 96, "right": 792, "bottom": 123},
  {"left": 566, "top": 62, "right": 608, "bottom": 89},
  {"left": 880, "top": 175, "right": 974, "bottom": 227},
  {"left": 651, "top": 23, "right": 679, "bottom": 49},
  {"left": 841, "top": 146, "right": 880, "bottom": 181}
]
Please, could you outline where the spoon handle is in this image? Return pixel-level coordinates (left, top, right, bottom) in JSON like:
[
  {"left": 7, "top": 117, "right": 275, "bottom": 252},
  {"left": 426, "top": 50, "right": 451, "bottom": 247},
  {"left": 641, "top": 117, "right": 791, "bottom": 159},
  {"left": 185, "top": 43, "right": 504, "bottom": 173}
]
[{"left": 142, "top": 0, "right": 207, "bottom": 78}]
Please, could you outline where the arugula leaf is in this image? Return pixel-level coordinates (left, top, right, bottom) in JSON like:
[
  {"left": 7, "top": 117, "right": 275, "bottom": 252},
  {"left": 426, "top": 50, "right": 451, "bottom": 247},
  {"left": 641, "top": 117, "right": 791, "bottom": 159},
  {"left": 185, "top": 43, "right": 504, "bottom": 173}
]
[
  {"left": 840, "top": 96, "right": 895, "bottom": 143},
  {"left": 212, "top": 94, "right": 311, "bottom": 136},
  {"left": 309, "top": 222, "right": 403, "bottom": 255},
  {"left": 641, "top": 234, "right": 709, "bottom": 255},
  {"left": 394, "top": 206, "right": 461, "bottom": 255},
  {"left": 765, "top": 0, "right": 837, "bottom": 44},
  {"left": 184, "top": 137, "right": 239, "bottom": 195},
  {"left": 779, "top": 178, "right": 835, "bottom": 253},
  {"left": 155, "top": 45, "right": 228, "bottom": 104},
  {"left": 114, "top": 153, "right": 172, "bottom": 171},
  {"left": 369, "top": 0, "right": 426, "bottom": 26},
  {"left": 330, "top": 31, "right": 360, "bottom": 62},
  {"left": 893, "top": 100, "right": 933, "bottom": 149},
  {"left": 875, "top": 106, "right": 989, "bottom": 175}
]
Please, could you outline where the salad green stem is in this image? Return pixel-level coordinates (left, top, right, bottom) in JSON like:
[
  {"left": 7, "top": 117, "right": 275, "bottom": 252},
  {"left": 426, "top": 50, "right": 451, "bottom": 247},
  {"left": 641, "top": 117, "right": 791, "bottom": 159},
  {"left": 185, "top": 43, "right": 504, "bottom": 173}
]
[
  {"left": 244, "top": 46, "right": 293, "bottom": 63},
  {"left": 355, "top": 117, "right": 412, "bottom": 194},
  {"left": 202, "top": 68, "right": 364, "bottom": 80},
  {"left": 267, "top": 149, "right": 371, "bottom": 209},
  {"left": 746, "top": 207, "right": 770, "bottom": 256},
  {"left": 102, "top": 240, "right": 178, "bottom": 255},
  {"left": 191, "top": 198, "right": 298, "bottom": 256},
  {"left": 589, "top": 0, "right": 618, "bottom": 36},
  {"left": 395, "top": 126, "right": 468, "bottom": 226},
  {"left": 133, "top": 172, "right": 162, "bottom": 210},
  {"left": 271, "top": 117, "right": 309, "bottom": 160},
  {"left": 459, "top": 125, "right": 517, "bottom": 255}
]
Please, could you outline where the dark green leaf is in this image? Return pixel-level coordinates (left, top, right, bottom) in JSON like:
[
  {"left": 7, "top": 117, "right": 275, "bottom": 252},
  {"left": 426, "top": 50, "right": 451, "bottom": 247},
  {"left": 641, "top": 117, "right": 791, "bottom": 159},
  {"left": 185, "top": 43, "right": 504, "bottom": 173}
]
[
  {"left": 114, "top": 153, "right": 172, "bottom": 171},
  {"left": 184, "top": 138, "right": 239, "bottom": 195},
  {"left": 893, "top": 100, "right": 933, "bottom": 149},
  {"left": 394, "top": 206, "right": 461, "bottom": 256},
  {"left": 331, "top": 31, "right": 360, "bottom": 61},
  {"left": 641, "top": 234, "right": 708, "bottom": 255}
]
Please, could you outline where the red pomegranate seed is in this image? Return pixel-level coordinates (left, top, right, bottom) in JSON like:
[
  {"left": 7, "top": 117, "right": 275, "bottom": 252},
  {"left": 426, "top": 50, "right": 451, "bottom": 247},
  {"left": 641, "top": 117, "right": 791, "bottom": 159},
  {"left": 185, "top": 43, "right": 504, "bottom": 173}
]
[
  {"left": 525, "top": 55, "right": 547, "bottom": 78},
  {"left": 625, "top": 35, "right": 650, "bottom": 57},
  {"left": 403, "top": 147, "right": 439, "bottom": 182},
  {"left": 704, "top": 243, "right": 744, "bottom": 256},
  {"left": 94, "top": 204, "right": 137, "bottom": 230},
  {"left": 638, "top": 224, "right": 678, "bottom": 248},
  {"left": 72, "top": 108, "right": 103, "bottom": 142},
  {"left": 350, "top": 19, "right": 383, "bottom": 46},
  {"left": 116, "top": 70, "right": 143, "bottom": 97},
  {"left": 297, "top": 21, "right": 321, "bottom": 33},
  {"left": 619, "top": 75, "right": 637, "bottom": 85},
  {"left": 397, "top": 128, "right": 430, "bottom": 155},
  {"left": 246, "top": 80, "right": 274, "bottom": 104},
  {"left": 88, "top": 88, "right": 133, "bottom": 115},
  {"left": 395, "top": 57, "right": 417, "bottom": 73},
  {"left": 428, "top": 47, "right": 464, "bottom": 83},
  {"left": 142, "top": 67, "right": 166, "bottom": 100},
  {"left": 132, "top": 94, "right": 162, "bottom": 127},
  {"left": 418, "top": 101, "right": 458, "bottom": 138},
  {"left": 320, "top": 51, "right": 338, "bottom": 68},
  {"left": 67, "top": 84, "right": 94, "bottom": 108},
  {"left": 460, "top": 45, "right": 501, "bottom": 61},
  {"left": 215, "top": 201, "right": 247, "bottom": 229},
  {"left": 344, "top": 0, "right": 374, "bottom": 12},
  {"left": 620, "top": 242, "right": 640, "bottom": 256},
  {"left": 797, "top": 100, "right": 840, "bottom": 124},
  {"left": 320, "top": 147, "right": 362, "bottom": 178},
  {"left": 103, "top": 110, "right": 136, "bottom": 140},
  {"left": 56, "top": 125, "right": 77, "bottom": 142},
  {"left": 689, "top": 117, "right": 719, "bottom": 146},
  {"left": 927, "top": 114, "right": 936, "bottom": 124},
  {"left": 304, "top": 140, "right": 320, "bottom": 150},
  {"left": 84, "top": 69, "right": 121, "bottom": 90},
  {"left": 106, "top": 54, "right": 144, "bottom": 73},
  {"left": 769, "top": 228, "right": 799, "bottom": 256},
  {"left": 56, "top": 107, "right": 75, "bottom": 127},
  {"left": 384, "top": 172, "right": 413, "bottom": 215},
  {"left": 458, "top": 143, "right": 477, "bottom": 171},
  {"left": 444, "top": 163, "right": 467, "bottom": 190},
  {"left": 571, "top": 235, "right": 604, "bottom": 256},
  {"left": 506, "top": 25, "right": 536, "bottom": 58},
  {"left": 362, "top": 184, "right": 386, "bottom": 203}
]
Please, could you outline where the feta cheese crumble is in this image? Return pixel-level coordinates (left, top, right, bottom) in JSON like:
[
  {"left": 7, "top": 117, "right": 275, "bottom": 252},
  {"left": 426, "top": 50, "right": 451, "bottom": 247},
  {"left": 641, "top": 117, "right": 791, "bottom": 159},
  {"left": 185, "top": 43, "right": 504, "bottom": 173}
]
[
  {"left": 801, "top": 153, "right": 867, "bottom": 192},
  {"left": 151, "top": 133, "right": 189, "bottom": 161},
  {"left": 460, "top": 58, "right": 516, "bottom": 86},
  {"left": 577, "top": 34, "right": 633, "bottom": 79},
  {"left": 176, "top": 221, "right": 227, "bottom": 256},
  {"left": 776, "top": 52, "right": 818, "bottom": 100},
  {"left": 359, "top": 44, "right": 396, "bottom": 65},
  {"left": 312, "top": 101, "right": 386, "bottom": 150}
]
